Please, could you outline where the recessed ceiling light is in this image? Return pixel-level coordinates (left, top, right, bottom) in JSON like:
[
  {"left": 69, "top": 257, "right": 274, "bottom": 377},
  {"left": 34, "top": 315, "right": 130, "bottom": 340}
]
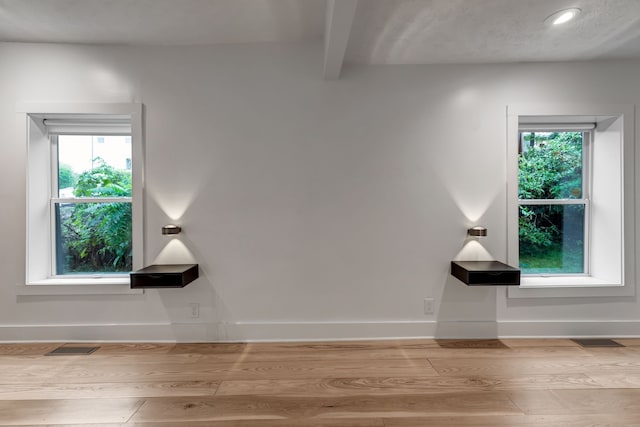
[{"left": 545, "top": 8, "right": 581, "bottom": 25}]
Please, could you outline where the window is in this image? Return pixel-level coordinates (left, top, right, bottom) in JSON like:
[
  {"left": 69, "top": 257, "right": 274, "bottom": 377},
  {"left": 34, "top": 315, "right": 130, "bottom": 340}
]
[
  {"left": 53, "top": 134, "right": 132, "bottom": 275},
  {"left": 507, "top": 104, "right": 635, "bottom": 298},
  {"left": 23, "top": 103, "right": 143, "bottom": 293},
  {"left": 518, "top": 129, "right": 590, "bottom": 275}
]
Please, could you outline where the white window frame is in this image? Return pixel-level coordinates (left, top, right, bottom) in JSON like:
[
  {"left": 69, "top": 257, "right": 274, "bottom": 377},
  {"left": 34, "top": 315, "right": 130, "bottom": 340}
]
[
  {"left": 49, "top": 134, "right": 133, "bottom": 279},
  {"left": 20, "top": 103, "right": 144, "bottom": 295},
  {"left": 507, "top": 104, "right": 635, "bottom": 298},
  {"left": 517, "top": 127, "right": 592, "bottom": 277}
]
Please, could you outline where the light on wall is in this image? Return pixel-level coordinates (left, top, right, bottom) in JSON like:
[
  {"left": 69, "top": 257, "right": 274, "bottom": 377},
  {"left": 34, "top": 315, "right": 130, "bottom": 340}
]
[
  {"left": 162, "top": 224, "right": 182, "bottom": 235},
  {"left": 467, "top": 226, "right": 487, "bottom": 237}
]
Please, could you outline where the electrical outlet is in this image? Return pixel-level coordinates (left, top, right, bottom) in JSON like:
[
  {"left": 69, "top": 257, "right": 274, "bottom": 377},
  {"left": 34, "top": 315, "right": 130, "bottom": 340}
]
[
  {"left": 424, "top": 298, "right": 434, "bottom": 314},
  {"left": 189, "top": 303, "right": 200, "bottom": 318}
]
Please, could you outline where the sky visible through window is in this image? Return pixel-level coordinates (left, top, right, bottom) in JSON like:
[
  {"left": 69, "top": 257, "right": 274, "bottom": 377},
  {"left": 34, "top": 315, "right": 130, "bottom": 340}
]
[{"left": 58, "top": 135, "right": 131, "bottom": 197}]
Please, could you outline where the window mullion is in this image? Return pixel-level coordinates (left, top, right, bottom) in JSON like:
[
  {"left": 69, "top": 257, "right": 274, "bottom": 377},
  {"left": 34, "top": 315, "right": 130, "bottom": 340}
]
[
  {"left": 51, "top": 197, "right": 132, "bottom": 204},
  {"left": 584, "top": 130, "right": 593, "bottom": 276},
  {"left": 50, "top": 135, "right": 59, "bottom": 197},
  {"left": 518, "top": 199, "right": 588, "bottom": 206},
  {"left": 49, "top": 136, "right": 59, "bottom": 278}
]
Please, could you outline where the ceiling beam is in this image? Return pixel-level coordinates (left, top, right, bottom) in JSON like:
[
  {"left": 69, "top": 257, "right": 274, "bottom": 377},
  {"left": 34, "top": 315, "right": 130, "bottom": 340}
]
[{"left": 323, "top": 0, "right": 358, "bottom": 80}]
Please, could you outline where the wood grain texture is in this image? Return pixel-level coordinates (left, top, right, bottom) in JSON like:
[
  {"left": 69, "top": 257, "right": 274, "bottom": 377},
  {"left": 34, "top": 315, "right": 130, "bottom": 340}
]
[
  {"left": 128, "top": 421, "right": 385, "bottom": 427},
  {"left": 1, "top": 338, "right": 640, "bottom": 425},
  {"left": 46, "top": 358, "right": 438, "bottom": 384},
  {"left": 552, "top": 388, "right": 640, "bottom": 414},
  {"left": 499, "top": 339, "right": 581, "bottom": 348},
  {"left": 0, "top": 380, "right": 220, "bottom": 400},
  {"left": 170, "top": 343, "right": 247, "bottom": 354},
  {"left": 1, "top": 353, "right": 203, "bottom": 367},
  {"left": 429, "top": 356, "right": 640, "bottom": 376},
  {"left": 244, "top": 340, "right": 442, "bottom": 352},
  {"left": 0, "top": 343, "right": 59, "bottom": 356},
  {"left": 130, "top": 393, "right": 522, "bottom": 422},
  {"left": 614, "top": 338, "right": 640, "bottom": 346},
  {"left": 66, "top": 343, "right": 176, "bottom": 354},
  {"left": 0, "top": 398, "right": 143, "bottom": 425},
  {"left": 505, "top": 390, "right": 568, "bottom": 415},
  {"left": 384, "top": 414, "right": 640, "bottom": 426},
  {"left": 418, "top": 346, "right": 592, "bottom": 359},
  {"left": 580, "top": 346, "right": 640, "bottom": 357},
  {"left": 10, "top": 421, "right": 385, "bottom": 427},
  {"left": 184, "top": 341, "right": 591, "bottom": 364},
  {"left": 587, "top": 373, "right": 640, "bottom": 388},
  {"left": 0, "top": 362, "right": 68, "bottom": 384},
  {"left": 215, "top": 373, "right": 601, "bottom": 397}
]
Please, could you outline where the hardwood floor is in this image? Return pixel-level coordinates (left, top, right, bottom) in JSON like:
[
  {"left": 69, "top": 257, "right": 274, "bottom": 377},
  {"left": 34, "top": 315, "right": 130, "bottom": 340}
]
[{"left": 1, "top": 339, "right": 640, "bottom": 425}]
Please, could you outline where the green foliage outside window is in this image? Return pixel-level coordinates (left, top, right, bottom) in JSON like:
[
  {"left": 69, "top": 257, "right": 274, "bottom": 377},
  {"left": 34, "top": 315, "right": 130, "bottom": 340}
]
[
  {"left": 519, "top": 132, "right": 583, "bottom": 200},
  {"left": 58, "top": 164, "right": 76, "bottom": 189},
  {"left": 518, "top": 132, "right": 584, "bottom": 272},
  {"left": 58, "top": 159, "right": 132, "bottom": 273}
]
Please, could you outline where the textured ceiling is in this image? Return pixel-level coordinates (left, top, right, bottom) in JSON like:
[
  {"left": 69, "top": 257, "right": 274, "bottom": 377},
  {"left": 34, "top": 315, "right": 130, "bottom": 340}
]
[
  {"left": 1, "top": 0, "right": 640, "bottom": 64},
  {"left": 346, "top": 0, "right": 640, "bottom": 64},
  {"left": 0, "top": 0, "right": 326, "bottom": 45}
]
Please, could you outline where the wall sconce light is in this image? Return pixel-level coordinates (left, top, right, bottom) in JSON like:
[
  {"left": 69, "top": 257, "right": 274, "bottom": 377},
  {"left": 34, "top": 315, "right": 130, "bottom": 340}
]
[
  {"left": 162, "top": 224, "right": 182, "bottom": 235},
  {"left": 467, "top": 226, "right": 487, "bottom": 237}
]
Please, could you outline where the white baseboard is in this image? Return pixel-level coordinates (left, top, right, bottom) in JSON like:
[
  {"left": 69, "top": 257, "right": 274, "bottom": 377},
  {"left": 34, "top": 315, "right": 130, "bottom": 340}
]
[
  {"left": 496, "top": 320, "right": 640, "bottom": 338},
  {"left": 0, "top": 323, "right": 212, "bottom": 343},
  {"left": 1, "top": 320, "right": 640, "bottom": 343}
]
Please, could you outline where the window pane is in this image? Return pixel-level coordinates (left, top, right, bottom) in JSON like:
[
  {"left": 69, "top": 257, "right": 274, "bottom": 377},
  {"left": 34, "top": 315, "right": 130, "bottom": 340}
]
[
  {"left": 519, "top": 204, "right": 585, "bottom": 274},
  {"left": 518, "top": 132, "right": 583, "bottom": 200},
  {"left": 55, "top": 202, "right": 132, "bottom": 274},
  {"left": 57, "top": 135, "right": 132, "bottom": 198}
]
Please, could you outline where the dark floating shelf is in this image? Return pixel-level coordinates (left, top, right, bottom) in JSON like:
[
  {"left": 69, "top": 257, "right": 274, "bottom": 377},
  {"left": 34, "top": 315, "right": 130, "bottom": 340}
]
[
  {"left": 130, "top": 264, "right": 199, "bottom": 289},
  {"left": 451, "top": 260, "right": 520, "bottom": 286}
]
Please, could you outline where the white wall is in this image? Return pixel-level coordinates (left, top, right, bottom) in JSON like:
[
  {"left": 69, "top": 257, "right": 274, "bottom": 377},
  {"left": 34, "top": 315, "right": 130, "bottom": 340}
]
[{"left": 1, "top": 41, "right": 639, "bottom": 341}]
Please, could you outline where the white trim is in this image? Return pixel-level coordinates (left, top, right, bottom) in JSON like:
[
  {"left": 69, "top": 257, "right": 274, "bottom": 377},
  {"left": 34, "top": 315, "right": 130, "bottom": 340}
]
[
  {"left": 512, "top": 275, "right": 632, "bottom": 298},
  {"left": 221, "top": 320, "right": 454, "bottom": 341},
  {"left": 323, "top": 0, "right": 358, "bottom": 80},
  {"left": 130, "top": 104, "right": 144, "bottom": 273},
  {"left": 497, "top": 320, "right": 640, "bottom": 338},
  {"left": 1, "top": 320, "right": 640, "bottom": 342},
  {"left": 517, "top": 129, "right": 591, "bottom": 276},
  {"left": 583, "top": 130, "right": 592, "bottom": 273},
  {"left": 17, "top": 102, "right": 140, "bottom": 115},
  {"left": 51, "top": 197, "right": 132, "bottom": 204},
  {"left": 0, "top": 321, "right": 480, "bottom": 342},
  {"left": 507, "top": 103, "right": 635, "bottom": 298},
  {"left": 17, "top": 280, "right": 142, "bottom": 296},
  {"left": 518, "top": 199, "right": 588, "bottom": 205},
  {"left": 23, "top": 103, "right": 144, "bottom": 289},
  {"left": 520, "top": 276, "right": 618, "bottom": 287},
  {"left": 29, "top": 277, "right": 129, "bottom": 285},
  {"left": 519, "top": 123, "right": 595, "bottom": 131}
]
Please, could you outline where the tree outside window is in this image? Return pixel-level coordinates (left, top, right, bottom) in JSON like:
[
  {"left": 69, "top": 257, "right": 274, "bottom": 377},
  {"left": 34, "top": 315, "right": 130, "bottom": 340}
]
[
  {"left": 518, "top": 131, "right": 586, "bottom": 274},
  {"left": 55, "top": 135, "right": 132, "bottom": 274}
]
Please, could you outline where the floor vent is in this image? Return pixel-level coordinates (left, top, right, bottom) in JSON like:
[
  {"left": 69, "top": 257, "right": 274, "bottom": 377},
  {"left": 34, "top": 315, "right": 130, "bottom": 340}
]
[
  {"left": 572, "top": 338, "right": 623, "bottom": 348},
  {"left": 436, "top": 339, "right": 508, "bottom": 349},
  {"left": 45, "top": 346, "right": 100, "bottom": 356}
]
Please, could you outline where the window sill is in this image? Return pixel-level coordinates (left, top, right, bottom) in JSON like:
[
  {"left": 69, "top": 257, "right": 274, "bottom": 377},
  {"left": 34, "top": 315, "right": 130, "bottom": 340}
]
[
  {"left": 520, "top": 276, "right": 619, "bottom": 287},
  {"left": 19, "top": 277, "right": 142, "bottom": 296},
  {"left": 507, "top": 275, "right": 632, "bottom": 298}
]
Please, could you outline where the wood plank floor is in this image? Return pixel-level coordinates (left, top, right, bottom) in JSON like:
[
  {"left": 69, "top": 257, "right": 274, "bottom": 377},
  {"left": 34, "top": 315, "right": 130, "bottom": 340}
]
[{"left": 1, "top": 339, "right": 640, "bottom": 426}]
